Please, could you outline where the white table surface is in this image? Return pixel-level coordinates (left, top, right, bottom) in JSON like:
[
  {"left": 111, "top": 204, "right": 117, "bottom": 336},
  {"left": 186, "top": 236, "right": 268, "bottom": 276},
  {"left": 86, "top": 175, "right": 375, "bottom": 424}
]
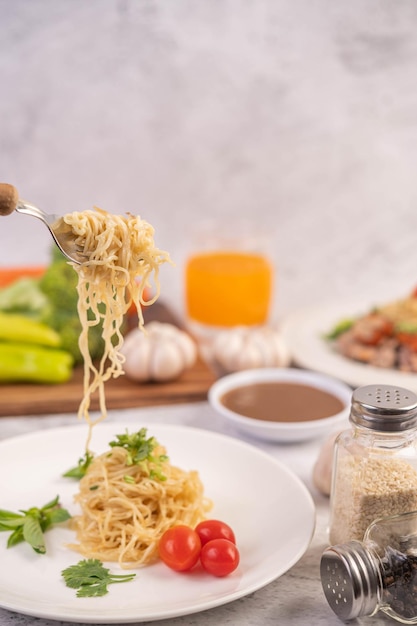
[
  {"left": 0, "top": 402, "right": 393, "bottom": 626},
  {"left": 1, "top": 2, "right": 417, "bottom": 623}
]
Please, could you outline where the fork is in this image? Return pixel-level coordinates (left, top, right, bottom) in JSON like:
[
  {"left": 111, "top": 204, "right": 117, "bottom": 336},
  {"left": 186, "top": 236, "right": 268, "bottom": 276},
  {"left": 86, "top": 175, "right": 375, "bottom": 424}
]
[{"left": 0, "top": 183, "right": 86, "bottom": 264}]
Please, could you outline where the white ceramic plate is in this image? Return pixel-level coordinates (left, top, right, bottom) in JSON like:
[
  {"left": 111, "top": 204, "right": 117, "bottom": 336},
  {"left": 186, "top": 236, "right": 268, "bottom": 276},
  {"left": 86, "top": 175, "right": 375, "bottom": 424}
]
[
  {"left": 209, "top": 368, "right": 351, "bottom": 442},
  {"left": 0, "top": 422, "right": 315, "bottom": 623},
  {"left": 282, "top": 301, "right": 417, "bottom": 392}
]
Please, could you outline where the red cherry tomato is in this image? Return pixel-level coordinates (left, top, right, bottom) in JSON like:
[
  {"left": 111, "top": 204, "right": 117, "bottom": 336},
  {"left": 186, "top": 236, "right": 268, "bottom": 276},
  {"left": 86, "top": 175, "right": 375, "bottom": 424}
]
[
  {"left": 158, "top": 525, "right": 201, "bottom": 572},
  {"left": 200, "top": 538, "right": 240, "bottom": 577},
  {"left": 195, "top": 519, "right": 236, "bottom": 546}
]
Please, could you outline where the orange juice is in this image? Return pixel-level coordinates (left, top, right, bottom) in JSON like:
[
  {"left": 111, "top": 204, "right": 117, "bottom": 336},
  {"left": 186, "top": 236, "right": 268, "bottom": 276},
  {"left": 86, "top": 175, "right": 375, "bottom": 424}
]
[{"left": 185, "top": 251, "right": 273, "bottom": 327}]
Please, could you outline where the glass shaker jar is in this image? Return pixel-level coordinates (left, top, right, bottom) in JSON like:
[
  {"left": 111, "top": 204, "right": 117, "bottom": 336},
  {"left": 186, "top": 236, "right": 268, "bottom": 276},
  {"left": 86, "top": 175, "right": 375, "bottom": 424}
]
[
  {"left": 321, "top": 510, "right": 417, "bottom": 623},
  {"left": 329, "top": 384, "right": 417, "bottom": 546}
]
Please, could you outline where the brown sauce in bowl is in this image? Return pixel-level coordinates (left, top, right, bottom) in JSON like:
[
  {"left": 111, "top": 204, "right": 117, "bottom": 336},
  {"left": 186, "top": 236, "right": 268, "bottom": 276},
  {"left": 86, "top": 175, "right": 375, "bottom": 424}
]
[{"left": 220, "top": 382, "right": 345, "bottom": 422}]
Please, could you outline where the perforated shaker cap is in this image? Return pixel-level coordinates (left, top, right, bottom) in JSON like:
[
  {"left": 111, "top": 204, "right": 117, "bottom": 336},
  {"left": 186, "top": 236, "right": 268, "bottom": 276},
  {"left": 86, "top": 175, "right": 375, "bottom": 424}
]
[
  {"left": 350, "top": 384, "right": 417, "bottom": 431},
  {"left": 320, "top": 542, "right": 380, "bottom": 620}
]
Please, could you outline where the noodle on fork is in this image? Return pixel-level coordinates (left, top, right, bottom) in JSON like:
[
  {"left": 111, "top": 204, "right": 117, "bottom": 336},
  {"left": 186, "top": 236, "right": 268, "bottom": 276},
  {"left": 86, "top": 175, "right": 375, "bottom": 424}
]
[{"left": 63, "top": 207, "right": 171, "bottom": 443}]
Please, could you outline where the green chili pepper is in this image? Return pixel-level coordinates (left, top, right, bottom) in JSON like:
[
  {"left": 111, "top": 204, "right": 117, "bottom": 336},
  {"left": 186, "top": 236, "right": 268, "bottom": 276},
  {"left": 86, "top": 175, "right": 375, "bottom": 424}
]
[
  {"left": 0, "top": 311, "right": 61, "bottom": 347},
  {"left": 0, "top": 342, "right": 73, "bottom": 383}
]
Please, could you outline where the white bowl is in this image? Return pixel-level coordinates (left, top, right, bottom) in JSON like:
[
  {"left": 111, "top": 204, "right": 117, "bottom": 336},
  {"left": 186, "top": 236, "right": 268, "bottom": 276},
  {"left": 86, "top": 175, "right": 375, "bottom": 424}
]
[{"left": 208, "top": 368, "right": 352, "bottom": 443}]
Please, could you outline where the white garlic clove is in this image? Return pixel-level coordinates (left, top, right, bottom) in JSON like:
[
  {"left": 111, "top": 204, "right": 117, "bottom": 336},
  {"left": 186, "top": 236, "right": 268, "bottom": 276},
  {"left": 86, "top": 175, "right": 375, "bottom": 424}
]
[
  {"left": 121, "top": 328, "right": 142, "bottom": 353},
  {"left": 312, "top": 430, "right": 341, "bottom": 496},
  {"left": 270, "top": 331, "right": 291, "bottom": 367},
  {"left": 122, "top": 336, "right": 152, "bottom": 382},
  {"left": 249, "top": 329, "right": 277, "bottom": 366},
  {"left": 151, "top": 322, "right": 175, "bottom": 336},
  {"left": 150, "top": 341, "right": 185, "bottom": 381},
  {"left": 120, "top": 322, "right": 198, "bottom": 383},
  {"left": 236, "top": 341, "right": 264, "bottom": 370},
  {"left": 213, "top": 328, "right": 245, "bottom": 372},
  {"left": 209, "top": 325, "right": 291, "bottom": 373},
  {"left": 176, "top": 332, "right": 197, "bottom": 368}
]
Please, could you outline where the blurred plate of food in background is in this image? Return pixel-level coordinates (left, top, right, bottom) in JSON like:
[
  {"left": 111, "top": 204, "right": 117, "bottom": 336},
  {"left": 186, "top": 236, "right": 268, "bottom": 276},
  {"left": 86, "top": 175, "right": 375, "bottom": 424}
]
[{"left": 282, "top": 290, "right": 417, "bottom": 392}]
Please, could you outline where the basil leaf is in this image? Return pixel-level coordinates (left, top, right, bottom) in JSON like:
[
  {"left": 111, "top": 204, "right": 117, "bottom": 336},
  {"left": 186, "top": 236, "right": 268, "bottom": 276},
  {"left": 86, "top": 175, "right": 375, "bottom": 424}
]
[
  {"left": 45, "top": 508, "right": 71, "bottom": 526},
  {"left": 0, "top": 509, "right": 24, "bottom": 526},
  {"left": 7, "top": 527, "right": 24, "bottom": 548},
  {"left": 0, "top": 508, "right": 23, "bottom": 519},
  {"left": 23, "top": 515, "right": 46, "bottom": 554},
  {"left": 40, "top": 495, "right": 60, "bottom": 510},
  {"left": 0, "top": 517, "right": 25, "bottom": 530}
]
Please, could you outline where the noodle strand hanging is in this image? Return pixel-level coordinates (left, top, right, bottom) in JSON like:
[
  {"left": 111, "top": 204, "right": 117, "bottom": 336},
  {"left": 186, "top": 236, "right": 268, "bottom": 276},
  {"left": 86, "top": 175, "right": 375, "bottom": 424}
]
[{"left": 62, "top": 207, "right": 171, "bottom": 443}]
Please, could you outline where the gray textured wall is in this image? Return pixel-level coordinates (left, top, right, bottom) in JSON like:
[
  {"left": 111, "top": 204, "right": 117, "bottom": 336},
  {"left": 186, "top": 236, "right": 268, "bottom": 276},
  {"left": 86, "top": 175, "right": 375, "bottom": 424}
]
[{"left": 1, "top": 0, "right": 417, "bottom": 319}]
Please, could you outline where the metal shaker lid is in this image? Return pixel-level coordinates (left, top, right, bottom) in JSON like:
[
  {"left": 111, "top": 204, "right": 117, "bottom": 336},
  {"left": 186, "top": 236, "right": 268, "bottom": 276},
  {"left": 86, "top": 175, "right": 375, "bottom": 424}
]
[
  {"left": 320, "top": 542, "right": 379, "bottom": 620},
  {"left": 350, "top": 385, "right": 417, "bottom": 431}
]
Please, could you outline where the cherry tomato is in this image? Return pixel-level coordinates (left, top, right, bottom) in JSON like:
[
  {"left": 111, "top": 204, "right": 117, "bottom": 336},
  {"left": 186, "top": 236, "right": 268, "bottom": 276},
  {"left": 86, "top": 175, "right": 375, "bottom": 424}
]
[
  {"left": 158, "top": 525, "right": 201, "bottom": 572},
  {"left": 200, "top": 538, "right": 240, "bottom": 577},
  {"left": 195, "top": 519, "right": 236, "bottom": 546}
]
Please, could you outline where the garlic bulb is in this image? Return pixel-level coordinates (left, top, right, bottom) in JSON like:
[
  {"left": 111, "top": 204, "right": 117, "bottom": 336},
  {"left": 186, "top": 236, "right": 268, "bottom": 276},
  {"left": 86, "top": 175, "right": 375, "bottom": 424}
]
[
  {"left": 210, "top": 325, "right": 290, "bottom": 374},
  {"left": 121, "top": 321, "right": 197, "bottom": 382},
  {"left": 312, "top": 430, "right": 341, "bottom": 496}
]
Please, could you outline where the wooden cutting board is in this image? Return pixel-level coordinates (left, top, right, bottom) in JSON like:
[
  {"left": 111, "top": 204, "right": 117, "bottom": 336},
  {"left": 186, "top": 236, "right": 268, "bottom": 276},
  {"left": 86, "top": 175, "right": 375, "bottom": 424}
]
[{"left": 0, "top": 302, "right": 217, "bottom": 417}]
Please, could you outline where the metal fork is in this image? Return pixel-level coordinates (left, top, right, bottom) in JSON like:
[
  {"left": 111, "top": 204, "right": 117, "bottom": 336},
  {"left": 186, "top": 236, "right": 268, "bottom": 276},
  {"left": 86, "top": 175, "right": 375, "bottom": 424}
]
[{"left": 0, "top": 184, "right": 86, "bottom": 264}]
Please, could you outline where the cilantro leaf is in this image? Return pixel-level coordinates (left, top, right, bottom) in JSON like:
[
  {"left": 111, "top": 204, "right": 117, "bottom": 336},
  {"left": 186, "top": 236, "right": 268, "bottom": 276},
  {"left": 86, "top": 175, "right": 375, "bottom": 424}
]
[
  {"left": 123, "top": 475, "right": 136, "bottom": 484},
  {"left": 108, "top": 428, "right": 168, "bottom": 480},
  {"left": 63, "top": 450, "right": 95, "bottom": 479},
  {"left": 76, "top": 580, "right": 109, "bottom": 598},
  {"left": 61, "top": 559, "right": 136, "bottom": 597}
]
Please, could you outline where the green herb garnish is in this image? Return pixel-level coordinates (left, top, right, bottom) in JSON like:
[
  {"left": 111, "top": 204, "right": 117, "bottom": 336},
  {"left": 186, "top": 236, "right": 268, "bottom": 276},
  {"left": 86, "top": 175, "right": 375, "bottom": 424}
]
[
  {"left": 61, "top": 559, "right": 136, "bottom": 597},
  {"left": 123, "top": 475, "right": 136, "bottom": 484},
  {"left": 324, "top": 318, "right": 354, "bottom": 340},
  {"left": 395, "top": 321, "right": 417, "bottom": 334},
  {"left": 109, "top": 428, "right": 168, "bottom": 480},
  {"left": 63, "top": 450, "right": 95, "bottom": 479},
  {"left": 0, "top": 495, "right": 71, "bottom": 553}
]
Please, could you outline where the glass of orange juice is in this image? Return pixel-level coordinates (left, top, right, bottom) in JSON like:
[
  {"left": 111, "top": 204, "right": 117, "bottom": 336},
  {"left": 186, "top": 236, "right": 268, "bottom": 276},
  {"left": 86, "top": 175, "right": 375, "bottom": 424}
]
[{"left": 184, "top": 224, "right": 274, "bottom": 331}]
